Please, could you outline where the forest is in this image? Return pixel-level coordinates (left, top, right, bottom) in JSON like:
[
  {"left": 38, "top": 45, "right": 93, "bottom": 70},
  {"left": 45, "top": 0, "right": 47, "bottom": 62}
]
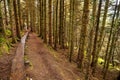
[{"left": 0, "top": 0, "right": 120, "bottom": 80}]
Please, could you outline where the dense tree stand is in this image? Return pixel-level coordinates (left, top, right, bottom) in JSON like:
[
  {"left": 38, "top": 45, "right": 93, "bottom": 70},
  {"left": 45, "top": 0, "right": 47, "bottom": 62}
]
[{"left": 0, "top": 0, "right": 120, "bottom": 80}]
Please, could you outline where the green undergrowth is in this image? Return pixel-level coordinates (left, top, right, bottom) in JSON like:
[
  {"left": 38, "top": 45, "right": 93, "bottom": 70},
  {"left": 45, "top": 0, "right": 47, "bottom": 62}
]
[
  {"left": 0, "top": 30, "right": 14, "bottom": 56},
  {"left": 97, "top": 57, "right": 120, "bottom": 71},
  {"left": 0, "top": 29, "right": 13, "bottom": 56},
  {"left": 21, "top": 31, "right": 25, "bottom": 37},
  {"left": 6, "top": 29, "right": 11, "bottom": 37},
  {"left": 98, "top": 57, "right": 104, "bottom": 64},
  {"left": 0, "top": 37, "right": 10, "bottom": 56}
]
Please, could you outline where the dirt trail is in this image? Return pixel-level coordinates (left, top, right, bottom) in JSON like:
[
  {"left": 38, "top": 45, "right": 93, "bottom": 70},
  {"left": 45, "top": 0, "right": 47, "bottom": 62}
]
[{"left": 26, "top": 33, "right": 82, "bottom": 80}]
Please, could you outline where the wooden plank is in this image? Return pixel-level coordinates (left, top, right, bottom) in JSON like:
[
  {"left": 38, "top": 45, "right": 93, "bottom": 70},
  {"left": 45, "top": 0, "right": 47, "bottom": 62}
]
[{"left": 10, "top": 32, "right": 29, "bottom": 80}]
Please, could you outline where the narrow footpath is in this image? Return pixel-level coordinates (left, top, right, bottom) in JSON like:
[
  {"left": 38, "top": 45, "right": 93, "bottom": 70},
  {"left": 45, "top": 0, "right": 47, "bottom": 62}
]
[{"left": 25, "top": 33, "right": 83, "bottom": 80}]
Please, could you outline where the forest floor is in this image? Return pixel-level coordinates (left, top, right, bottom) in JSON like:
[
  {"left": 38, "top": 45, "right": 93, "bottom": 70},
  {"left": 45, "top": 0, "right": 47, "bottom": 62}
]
[
  {"left": 25, "top": 33, "right": 83, "bottom": 80},
  {"left": 0, "top": 32, "right": 119, "bottom": 80},
  {"left": 0, "top": 43, "right": 18, "bottom": 80},
  {"left": 25, "top": 33, "right": 118, "bottom": 80}
]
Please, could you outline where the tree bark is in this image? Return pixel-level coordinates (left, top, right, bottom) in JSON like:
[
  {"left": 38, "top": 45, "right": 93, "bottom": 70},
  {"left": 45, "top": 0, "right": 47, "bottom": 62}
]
[
  {"left": 59, "top": 0, "right": 64, "bottom": 48},
  {"left": 48, "top": 0, "right": 52, "bottom": 45},
  {"left": 91, "top": 0, "right": 102, "bottom": 74},
  {"left": 8, "top": 0, "right": 16, "bottom": 43},
  {"left": 54, "top": 0, "right": 59, "bottom": 50},
  {"left": 69, "top": 0, "right": 75, "bottom": 62},
  {"left": 13, "top": 0, "right": 21, "bottom": 39},
  {"left": 77, "top": 0, "right": 90, "bottom": 69}
]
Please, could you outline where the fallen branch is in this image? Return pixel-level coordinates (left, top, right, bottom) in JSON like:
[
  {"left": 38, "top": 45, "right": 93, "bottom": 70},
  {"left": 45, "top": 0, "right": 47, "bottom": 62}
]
[{"left": 10, "top": 32, "right": 29, "bottom": 80}]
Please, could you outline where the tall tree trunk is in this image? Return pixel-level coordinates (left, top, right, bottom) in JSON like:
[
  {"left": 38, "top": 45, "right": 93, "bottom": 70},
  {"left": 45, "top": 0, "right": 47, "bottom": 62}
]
[
  {"left": 30, "top": 0, "right": 33, "bottom": 32},
  {"left": 48, "top": 0, "right": 52, "bottom": 45},
  {"left": 61, "top": 0, "right": 65, "bottom": 49},
  {"left": 52, "top": 2, "right": 55, "bottom": 46},
  {"left": 69, "top": 0, "right": 75, "bottom": 62},
  {"left": 59, "top": 0, "right": 64, "bottom": 48},
  {"left": 13, "top": 0, "right": 21, "bottom": 39},
  {"left": 0, "top": 1, "right": 6, "bottom": 37},
  {"left": 17, "top": 0, "right": 22, "bottom": 30},
  {"left": 77, "top": 0, "right": 90, "bottom": 69},
  {"left": 54, "top": 0, "right": 59, "bottom": 50},
  {"left": 43, "top": 0, "right": 47, "bottom": 43},
  {"left": 39, "top": 0, "right": 42, "bottom": 36},
  {"left": 91, "top": 0, "right": 102, "bottom": 74},
  {"left": 8, "top": 0, "right": 16, "bottom": 43},
  {"left": 4, "top": 0, "right": 8, "bottom": 25},
  {"left": 85, "top": 0, "right": 97, "bottom": 79},
  {"left": 39, "top": 0, "right": 44, "bottom": 39}
]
